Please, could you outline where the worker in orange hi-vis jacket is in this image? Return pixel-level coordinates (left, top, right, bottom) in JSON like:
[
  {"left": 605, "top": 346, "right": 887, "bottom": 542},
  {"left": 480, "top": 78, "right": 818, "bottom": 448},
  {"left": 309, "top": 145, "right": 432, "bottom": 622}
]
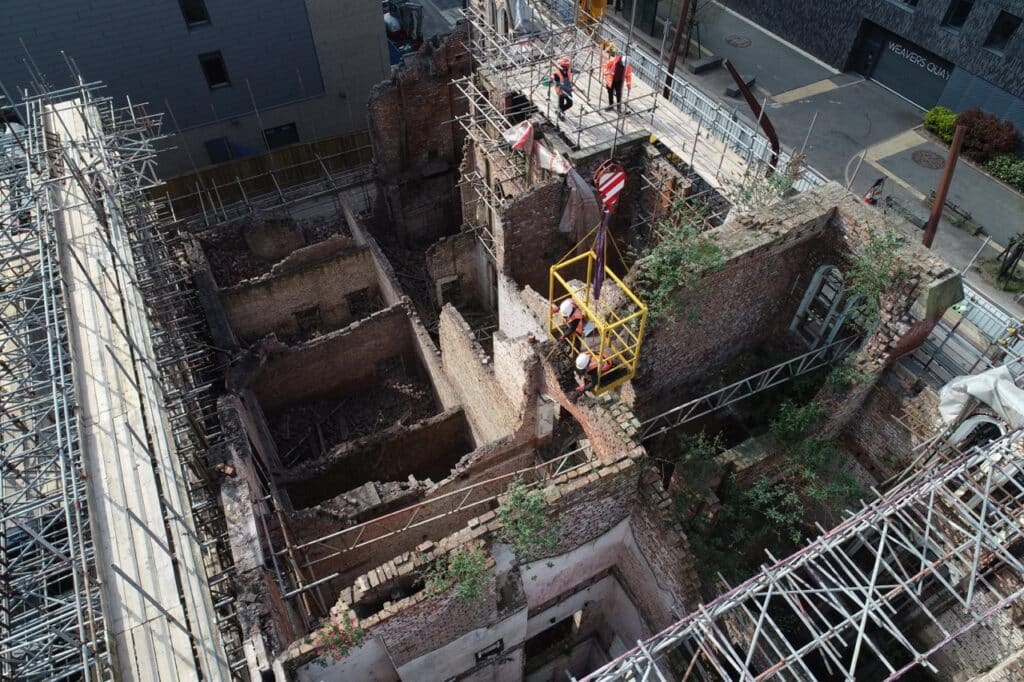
[{"left": 602, "top": 44, "right": 632, "bottom": 113}]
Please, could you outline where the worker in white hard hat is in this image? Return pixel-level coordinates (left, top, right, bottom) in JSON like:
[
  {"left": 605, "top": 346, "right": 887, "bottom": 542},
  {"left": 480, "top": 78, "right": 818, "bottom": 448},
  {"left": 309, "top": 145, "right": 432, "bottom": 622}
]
[
  {"left": 574, "top": 351, "right": 612, "bottom": 393},
  {"left": 552, "top": 298, "right": 586, "bottom": 345}
]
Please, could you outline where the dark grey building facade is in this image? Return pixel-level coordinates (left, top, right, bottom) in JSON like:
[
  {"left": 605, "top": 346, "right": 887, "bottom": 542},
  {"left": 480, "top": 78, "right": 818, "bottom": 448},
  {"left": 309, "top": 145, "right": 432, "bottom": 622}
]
[
  {"left": 0, "top": 0, "right": 390, "bottom": 174},
  {"left": 721, "top": 0, "right": 1024, "bottom": 126}
]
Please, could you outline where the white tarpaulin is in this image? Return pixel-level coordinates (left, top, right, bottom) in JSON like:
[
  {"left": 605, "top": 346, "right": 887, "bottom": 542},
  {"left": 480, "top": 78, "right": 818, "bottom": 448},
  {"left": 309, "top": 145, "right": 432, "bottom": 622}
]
[
  {"left": 506, "top": 0, "right": 534, "bottom": 32},
  {"left": 938, "top": 365, "right": 1024, "bottom": 428},
  {"left": 502, "top": 121, "right": 572, "bottom": 175}
]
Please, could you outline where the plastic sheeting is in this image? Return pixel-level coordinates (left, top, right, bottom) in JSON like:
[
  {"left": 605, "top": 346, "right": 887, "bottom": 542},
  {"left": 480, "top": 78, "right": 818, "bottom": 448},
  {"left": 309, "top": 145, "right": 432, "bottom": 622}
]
[
  {"left": 938, "top": 366, "right": 1024, "bottom": 429},
  {"left": 502, "top": 121, "right": 572, "bottom": 174},
  {"left": 559, "top": 169, "right": 601, "bottom": 237}
]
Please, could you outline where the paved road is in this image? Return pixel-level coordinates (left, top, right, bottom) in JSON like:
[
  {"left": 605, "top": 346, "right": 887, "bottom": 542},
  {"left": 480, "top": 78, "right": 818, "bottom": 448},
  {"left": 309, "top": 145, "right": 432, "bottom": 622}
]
[{"left": 421, "top": 0, "right": 464, "bottom": 38}]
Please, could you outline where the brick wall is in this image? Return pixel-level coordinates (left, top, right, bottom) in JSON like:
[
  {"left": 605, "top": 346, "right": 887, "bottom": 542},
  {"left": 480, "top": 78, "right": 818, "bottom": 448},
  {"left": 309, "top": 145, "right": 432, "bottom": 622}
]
[
  {"left": 539, "top": 349, "right": 649, "bottom": 463},
  {"left": 538, "top": 455, "right": 642, "bottom": 559},
  {"left": 222, "top": 245, "right": 379, "bottom": 343},
  {"left": 497, "top": 176, "right": 570, "bottom": 293},
  {"left": 425, "top": 231, "right": 488, "bottom": 309},
  {"left": 280, "top": 409, "right": 473, "bottom": 509},
  {"left": 368, "top": 24, "right": 472, "bottom": 247},
  {"left": 249, "top": 305, "right": 416, "bottom": 412},
  {"left": 620, "top": 470, "right": 702, "bottom": 629},
  {"left": 635, "top": 216, "right": 838, "bottom": 400},
  {"left": 439, "top": 305, "right": 536, "bottom": 444}
]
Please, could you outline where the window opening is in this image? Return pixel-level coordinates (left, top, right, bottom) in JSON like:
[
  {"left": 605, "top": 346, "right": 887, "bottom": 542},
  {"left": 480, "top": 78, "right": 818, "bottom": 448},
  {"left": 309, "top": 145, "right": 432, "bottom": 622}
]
[
  {"left": 985, "top": 11, "right": 1021, "bottom": 51},
  {"left": 942, "top": 0, "right": 974, "bottom": 30},
  {"left": 199, "top": 51, "right": 230, "bottom": 88}
]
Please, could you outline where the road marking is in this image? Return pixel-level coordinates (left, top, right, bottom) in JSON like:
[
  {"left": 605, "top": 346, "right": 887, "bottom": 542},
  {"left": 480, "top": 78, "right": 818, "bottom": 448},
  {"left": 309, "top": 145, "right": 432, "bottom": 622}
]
[
  {"left": 772, "top": 79, "right": 839, "bottom": 104},
  {"left": 864, "top": 128, "right": 925, "bottom": 162}
]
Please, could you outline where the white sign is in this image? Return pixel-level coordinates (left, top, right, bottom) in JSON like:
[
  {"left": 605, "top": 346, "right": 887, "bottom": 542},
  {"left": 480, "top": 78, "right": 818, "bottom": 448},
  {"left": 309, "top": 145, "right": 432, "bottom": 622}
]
[{"left": 888, "top": 41, "right": 950, "bottom": 81}]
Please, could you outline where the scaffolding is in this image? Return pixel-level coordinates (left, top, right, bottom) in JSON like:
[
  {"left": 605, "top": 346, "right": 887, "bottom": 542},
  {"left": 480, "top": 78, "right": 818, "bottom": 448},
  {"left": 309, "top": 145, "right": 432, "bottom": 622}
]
[
  {"left": 579, "top": 428, "right": 1024, "bottom": 681},
  {"left": 1, "top": 75, "right": 246, "bottom": 677},
  {"left": 0, "top": 90, "right": 110, "bottom": 681},
  {"left": 464, "top": 0, "right": 826, "bottom": 198}
]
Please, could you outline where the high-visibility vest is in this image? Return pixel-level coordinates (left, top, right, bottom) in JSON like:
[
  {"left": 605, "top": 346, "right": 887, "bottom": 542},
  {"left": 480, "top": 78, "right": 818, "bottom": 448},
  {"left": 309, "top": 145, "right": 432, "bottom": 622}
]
[
  {"left": 553, "top": 66, "right": 573, "bottom": 96},
  {"left": 603, "top": 55, "right": 633, "bottom": 88}
]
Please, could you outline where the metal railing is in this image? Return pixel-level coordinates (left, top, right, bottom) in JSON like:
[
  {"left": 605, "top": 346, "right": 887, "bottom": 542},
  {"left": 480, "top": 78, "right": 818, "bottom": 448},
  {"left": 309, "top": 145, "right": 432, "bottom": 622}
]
[{"left": 531, "top": 0, "right": 828, "bottom": 192}]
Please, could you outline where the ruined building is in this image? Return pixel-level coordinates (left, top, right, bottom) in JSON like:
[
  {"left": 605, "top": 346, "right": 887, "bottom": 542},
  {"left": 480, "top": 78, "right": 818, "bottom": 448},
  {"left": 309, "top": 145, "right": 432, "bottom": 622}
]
[{"left": 2, "top": 2, "right": 1024, "bottom": 682}]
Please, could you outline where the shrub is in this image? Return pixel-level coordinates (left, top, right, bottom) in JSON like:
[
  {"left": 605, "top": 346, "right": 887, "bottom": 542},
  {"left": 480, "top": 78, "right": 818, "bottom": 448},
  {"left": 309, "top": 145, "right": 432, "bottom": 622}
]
[
  {"left": 425, "top": 546, "right": 489, "bottom": 601},
  {"left": 985, "top": 153, "right": 1024, "bottom": 191},
  {"left": 769, "top": 400, "right": 823, "bottom": 447},
  {"left": 956, "top": 108, "right": 1021, "bottom": 162},
  {"left": 924, "top": 105, "right": 957, "bottom": 143},
  {"left": 496, "top": 477, "right": 558, "bottom": 558}
]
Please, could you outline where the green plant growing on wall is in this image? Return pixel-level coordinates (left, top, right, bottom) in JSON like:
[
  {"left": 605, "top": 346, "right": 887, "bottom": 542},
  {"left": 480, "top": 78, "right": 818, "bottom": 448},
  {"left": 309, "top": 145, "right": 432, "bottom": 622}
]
[
  {"left": 634, "top": 200, "right": 724, "bottom": 325},
  {"left": 827, "top": 355, "right": 875, "bottom": 387},
  {"left": 425, "top": 545, "right": 489, "bottom": 602},
  {"left": 769, "top": 400, "right": 824, "bottom": 447},
  {"left": 307, "top": 613, "right": 366, "bottom": 663},
  {"left": 730, "top": 169, "right": 797, "bottom": 215},
  {"left": 745, "top": 476, "right": 806, "bottom": 544},
  {"left": 496, "top": 476, "right": 559, "bottom": 559},
  {"left": 845, "top": 227, "right": 910, "bottom": 331}
]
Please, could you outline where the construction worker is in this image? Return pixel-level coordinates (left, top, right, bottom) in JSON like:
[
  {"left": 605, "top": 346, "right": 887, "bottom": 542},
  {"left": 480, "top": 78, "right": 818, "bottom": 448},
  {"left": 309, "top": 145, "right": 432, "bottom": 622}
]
[
  {"left": 552, "top": 57, "right": 574, "bottom": 121},
  {"left": 553, "top": 299, "right": 586, "bottom": 345},
  {"left": 603, "top": 44, "right": 632, "bottom": 113},
  {"left": 574, "top": 352, "right": 612, "bottom": 393}
]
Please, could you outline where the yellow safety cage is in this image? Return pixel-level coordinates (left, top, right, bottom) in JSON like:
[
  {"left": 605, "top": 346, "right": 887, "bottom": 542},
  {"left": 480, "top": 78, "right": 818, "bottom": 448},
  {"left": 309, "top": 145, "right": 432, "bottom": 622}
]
[{"left": 548, "top": 249, "right": 648, "bottom": 395}]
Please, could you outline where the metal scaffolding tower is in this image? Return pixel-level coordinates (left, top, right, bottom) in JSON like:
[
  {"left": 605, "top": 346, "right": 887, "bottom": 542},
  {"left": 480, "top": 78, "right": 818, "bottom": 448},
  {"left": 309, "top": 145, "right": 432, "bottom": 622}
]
[
  {"left": 578, "top": 429, "right": 1024, "bottom": 681},
  {"left": 1, "top": 74, "right": 246, "bottom": 678},
  {"left": 0, "top": 89, "right": 110, "bottom": 681}
]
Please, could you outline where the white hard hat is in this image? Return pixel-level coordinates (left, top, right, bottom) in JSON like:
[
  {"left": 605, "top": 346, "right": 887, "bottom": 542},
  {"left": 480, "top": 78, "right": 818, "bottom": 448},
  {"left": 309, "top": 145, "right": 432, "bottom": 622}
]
[
  {"left": 575, "top": 353, "right": 590, "bottom": 371},
  {"left": 559, "top": 299, "right": 575, "bottom": 318}
]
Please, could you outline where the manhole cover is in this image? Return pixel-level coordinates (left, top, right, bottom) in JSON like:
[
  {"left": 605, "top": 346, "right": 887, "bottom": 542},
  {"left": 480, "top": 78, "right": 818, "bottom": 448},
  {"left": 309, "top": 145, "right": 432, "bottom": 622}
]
[
  {"left": 726, "top": 35, "right": 751, "bottom": 48},
  {"left": 912, "top": 150, "right": 945, "bottom": 169}
]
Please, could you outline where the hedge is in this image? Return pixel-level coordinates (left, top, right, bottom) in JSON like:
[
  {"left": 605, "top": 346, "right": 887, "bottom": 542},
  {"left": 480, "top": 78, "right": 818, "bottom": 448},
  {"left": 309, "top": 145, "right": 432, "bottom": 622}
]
[
  {"left": 924, "top": 106, "right": 956, "bottom": 143},
  {"left": 956, "top": 108, "right": 1021, "bottom": 163},
  {"left": 985, "top": 154, "right": 1024, "bottom": 191}
]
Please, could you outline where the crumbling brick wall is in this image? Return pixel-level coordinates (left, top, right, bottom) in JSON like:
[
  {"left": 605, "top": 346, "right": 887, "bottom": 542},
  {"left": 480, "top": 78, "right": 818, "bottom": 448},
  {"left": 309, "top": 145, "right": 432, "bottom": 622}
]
[
  {"left": 248, "top": 305, "right": 417, "bottom": 412},
  {"left": 620, "top": 470, "right": 702, "bottom": 630},
  {"left": 221, "top": 244, "right": 380, "bottom": 343},
  {"left": 439, "top": 305, "right": 538, "bottom": 444},
  {"left": 368, "top": 23, "right": 472, "bottom": 247},
  {"left": 635, "top": 211, "right": 838, "bottom": 401},
  {"left": 540, "top": 355, "right": 643, "bottom": 463}
]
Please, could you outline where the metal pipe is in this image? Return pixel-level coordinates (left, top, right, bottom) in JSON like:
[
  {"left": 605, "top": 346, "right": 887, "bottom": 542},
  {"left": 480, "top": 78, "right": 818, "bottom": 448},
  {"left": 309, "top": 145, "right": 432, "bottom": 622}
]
[{"left": 923, "top": 124, "right": 966, "bottom": 249}]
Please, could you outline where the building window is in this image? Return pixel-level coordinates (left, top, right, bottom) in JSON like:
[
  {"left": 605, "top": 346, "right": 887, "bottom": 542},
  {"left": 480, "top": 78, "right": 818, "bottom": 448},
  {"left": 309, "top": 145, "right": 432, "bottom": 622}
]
[
  {"left": 199, "top": 51, "right": 230, "bottom": 88},
  {"left": 178, "top": 0, "right": 209, "bottom": 26},
  {"left": 985, "top": 11, "right": 1021, "bottom": 52},
  {"left": 204, "top": 137, "right": 232, "bottom": 164},
  {"left": 942, "top": 0, "right": 974, "bottom": 30},
  {"left": 263, "top": 122, "right": 299, "bottom": 150}
]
